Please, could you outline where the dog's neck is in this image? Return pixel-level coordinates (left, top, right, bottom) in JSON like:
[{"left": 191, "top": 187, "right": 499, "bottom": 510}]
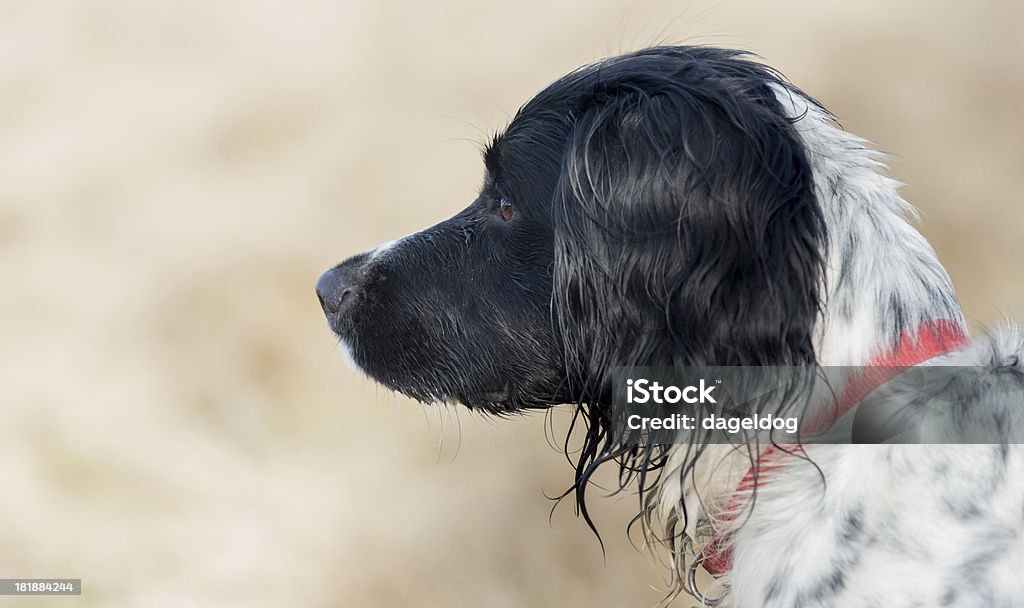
[{"left": 774, "top": 86, "right": 966, "bottom": 366}]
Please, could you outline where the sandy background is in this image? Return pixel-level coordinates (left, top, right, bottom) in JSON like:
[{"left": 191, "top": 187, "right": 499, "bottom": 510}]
[{"left": 1, "top": 1, "right": 1021, "bottom": 606}]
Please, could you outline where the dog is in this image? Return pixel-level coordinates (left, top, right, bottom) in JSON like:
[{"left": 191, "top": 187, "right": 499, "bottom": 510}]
[{"left": 316, "top": 47, "right": 1024, "bottom": 606}]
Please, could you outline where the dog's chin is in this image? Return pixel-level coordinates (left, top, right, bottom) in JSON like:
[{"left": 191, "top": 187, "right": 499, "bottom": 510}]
[
  {"left": 406, "top": 381, "right": 556, "bottom": 415},
  {"left": 337, "top": 342, "right": 539, "bottom": 413},
  {"left": 454, "top": 385, "right": 532, "bottom": 414},
  {"left": 445, "top": 384, "right": 543, "bottom": 414},
  {"left": 333, "top": 324, "right": 566, "bottom": 413},
  {"left": 461, "top": 384, "right": 510, "bottom": 405},
  {"left": 390, "top": 386, "right": 544, "bottom": 415}
]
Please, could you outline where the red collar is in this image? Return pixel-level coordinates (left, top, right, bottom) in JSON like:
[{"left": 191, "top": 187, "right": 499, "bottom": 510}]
[{"left": 700, "top": 320, "right": 969, "bottom": 577}]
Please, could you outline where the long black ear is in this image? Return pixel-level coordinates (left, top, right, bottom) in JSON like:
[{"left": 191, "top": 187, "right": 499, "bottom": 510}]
[{"left": 551, "top": 57, "right": 826, "bottom": 401}]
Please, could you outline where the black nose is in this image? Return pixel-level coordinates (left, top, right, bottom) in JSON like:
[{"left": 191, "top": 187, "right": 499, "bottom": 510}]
[{"left": 316, "top": 264, "right": 361, "bottom": 320}]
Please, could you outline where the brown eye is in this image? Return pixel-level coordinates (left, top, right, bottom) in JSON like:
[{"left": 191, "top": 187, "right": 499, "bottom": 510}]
[{"left": 498, "top": 197, "right": 515, "bottom": 221}]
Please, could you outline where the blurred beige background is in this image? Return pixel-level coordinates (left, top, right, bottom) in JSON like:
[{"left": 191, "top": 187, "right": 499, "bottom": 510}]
[{"left": 0, "top": 1, "right": 1021, "bottom": 606}]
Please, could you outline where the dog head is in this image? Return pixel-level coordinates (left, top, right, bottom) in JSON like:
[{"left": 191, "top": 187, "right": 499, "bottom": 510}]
[{"left": 317, "top": 46, "right": 825, "bottom": 415}]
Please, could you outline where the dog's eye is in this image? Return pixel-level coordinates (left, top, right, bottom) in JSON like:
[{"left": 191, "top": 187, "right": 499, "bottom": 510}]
[{"left": 498, "top": 198, "right": 515, "bottom": 221}]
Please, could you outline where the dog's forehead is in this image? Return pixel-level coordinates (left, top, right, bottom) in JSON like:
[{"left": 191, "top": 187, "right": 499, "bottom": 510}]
[{"left": 484, "top": 114, "right": 572, "bottom": 192}]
